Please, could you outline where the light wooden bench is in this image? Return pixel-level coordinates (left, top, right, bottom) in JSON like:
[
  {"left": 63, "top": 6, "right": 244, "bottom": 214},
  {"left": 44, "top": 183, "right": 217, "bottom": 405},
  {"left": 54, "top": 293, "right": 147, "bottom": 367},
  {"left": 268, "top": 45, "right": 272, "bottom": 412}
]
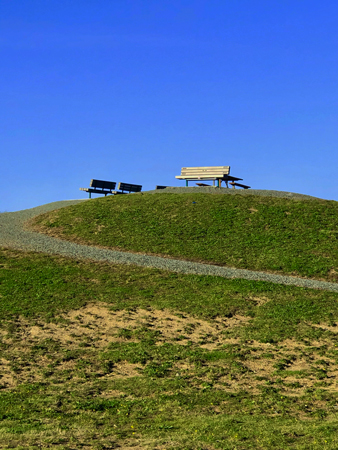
[
  {"left": 113, "top": 182, "right": 142, "bottom": 194},
  {"left": 229, "top": 182, "right": 251, "bottom": 189},
  {"left": 80, "top": 179, "right": 116, "bottom": 198},
  {"left": 175, "top": 166, "right": 243, "bottom": 187}
]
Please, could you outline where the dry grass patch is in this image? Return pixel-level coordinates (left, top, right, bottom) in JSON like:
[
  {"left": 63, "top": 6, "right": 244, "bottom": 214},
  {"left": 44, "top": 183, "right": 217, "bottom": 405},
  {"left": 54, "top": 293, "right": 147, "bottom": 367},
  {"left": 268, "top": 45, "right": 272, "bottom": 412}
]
[
  {"left": 2, "top": 303, "right": 338, "bottom": 396},
  {"left": 0, "top": 304, "right": 250, "bottom": 390},
  {"left": 12, "top": 304, "right": 250, "bottom": 350}
]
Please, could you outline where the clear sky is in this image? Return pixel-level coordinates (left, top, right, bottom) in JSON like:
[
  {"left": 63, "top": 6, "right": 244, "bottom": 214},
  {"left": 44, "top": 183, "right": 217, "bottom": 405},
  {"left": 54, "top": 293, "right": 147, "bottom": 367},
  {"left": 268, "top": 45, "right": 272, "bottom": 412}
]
[{"left": 1, "top": 0, "right": 337, "bottom": 212}]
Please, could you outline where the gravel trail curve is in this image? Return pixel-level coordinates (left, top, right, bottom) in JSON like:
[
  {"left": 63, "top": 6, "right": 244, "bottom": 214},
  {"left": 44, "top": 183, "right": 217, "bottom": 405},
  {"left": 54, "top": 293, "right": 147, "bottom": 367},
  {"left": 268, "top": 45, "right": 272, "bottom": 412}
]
[{"left": 1, "top": 195, "right": 337, "bottom": 293}]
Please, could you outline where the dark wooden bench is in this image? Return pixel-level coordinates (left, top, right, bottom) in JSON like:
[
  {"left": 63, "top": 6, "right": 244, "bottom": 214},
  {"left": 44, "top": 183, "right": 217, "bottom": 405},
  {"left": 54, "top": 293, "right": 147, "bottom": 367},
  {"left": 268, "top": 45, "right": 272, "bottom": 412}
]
[
  {"left": 80, "top": 179, "right": 116, "bottom": 198},
  {"left": 156, "top": 185, "right": 169, "bottom": 190},
  {"left": 113, "top": 182, "right": 142, "bottom": 194},
  {"left": 229, "top": 182, "right": 251, "bottom": 189}
]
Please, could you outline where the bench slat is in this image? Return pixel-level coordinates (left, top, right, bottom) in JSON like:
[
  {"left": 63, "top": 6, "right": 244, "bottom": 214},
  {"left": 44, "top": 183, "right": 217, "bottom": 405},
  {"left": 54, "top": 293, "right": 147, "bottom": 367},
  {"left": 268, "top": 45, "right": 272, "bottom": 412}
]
[
  {"left": 176, "top": 174, "right": 230, "bottom": 179},
  {"left": 80, "top": 188, "right": 113, "bottom": 193},
  {"left": 181, "top": 166, "right": 230, "bottom": 171},
  {"left": 180, "top": 170, "right": 230, "bottom": 175}
]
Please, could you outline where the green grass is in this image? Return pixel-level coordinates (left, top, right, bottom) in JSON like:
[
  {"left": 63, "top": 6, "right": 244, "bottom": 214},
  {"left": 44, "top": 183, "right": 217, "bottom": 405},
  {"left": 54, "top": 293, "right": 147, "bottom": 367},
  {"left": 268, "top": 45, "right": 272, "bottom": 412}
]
[
  {"left": 2, "top": 245, "right": 338, "bottom": 448},
  {"left": 29, "top": 193, "right": 338, "bottom": 282}
]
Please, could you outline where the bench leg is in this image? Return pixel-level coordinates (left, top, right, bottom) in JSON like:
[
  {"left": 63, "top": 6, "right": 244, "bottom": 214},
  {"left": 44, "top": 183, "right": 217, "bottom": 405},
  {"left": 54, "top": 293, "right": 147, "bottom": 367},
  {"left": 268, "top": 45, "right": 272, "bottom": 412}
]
[
  {"left": 89, "top": 192, "right": 91, "bottom": 198},
  {"left": 186, "top": 180, "right": 188, "bottom": 187}
]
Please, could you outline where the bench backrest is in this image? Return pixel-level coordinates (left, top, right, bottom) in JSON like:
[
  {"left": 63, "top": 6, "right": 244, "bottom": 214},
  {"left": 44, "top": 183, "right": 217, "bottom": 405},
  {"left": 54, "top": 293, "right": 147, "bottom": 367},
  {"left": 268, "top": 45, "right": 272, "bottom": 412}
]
[
  {"left": 180, "top": 166, "right": 230, "bottom": 176},
  {"left": 118, "top": 182, "right": 142, "bottom": 193},
  {"left": 90, "top": 179, "right": 116, "bottom": 190}
]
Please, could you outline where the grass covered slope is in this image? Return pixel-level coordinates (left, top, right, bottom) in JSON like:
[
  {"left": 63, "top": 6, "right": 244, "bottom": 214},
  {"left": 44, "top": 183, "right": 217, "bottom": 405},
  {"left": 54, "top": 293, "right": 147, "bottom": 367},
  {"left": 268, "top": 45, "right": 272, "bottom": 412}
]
[
  {"left": 29, "top": 192, "right": 338, "bottom": 282},
  {"left": 2, "top": 247, "right": 338, "bottom": 448}
]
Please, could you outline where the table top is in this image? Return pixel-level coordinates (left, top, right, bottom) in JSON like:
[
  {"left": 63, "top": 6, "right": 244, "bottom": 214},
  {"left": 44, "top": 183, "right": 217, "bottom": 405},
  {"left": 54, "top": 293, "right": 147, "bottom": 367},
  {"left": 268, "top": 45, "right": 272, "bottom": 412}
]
[{"left": 222, "top": 175, "right": 243, "bottom": 181}]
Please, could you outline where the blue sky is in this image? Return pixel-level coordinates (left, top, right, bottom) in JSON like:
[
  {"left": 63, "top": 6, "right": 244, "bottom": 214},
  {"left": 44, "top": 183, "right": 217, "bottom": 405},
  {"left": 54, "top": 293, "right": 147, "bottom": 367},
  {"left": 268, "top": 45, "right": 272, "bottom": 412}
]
[{"left": 1, "top": 0, "right": 337, "bottom": 211}]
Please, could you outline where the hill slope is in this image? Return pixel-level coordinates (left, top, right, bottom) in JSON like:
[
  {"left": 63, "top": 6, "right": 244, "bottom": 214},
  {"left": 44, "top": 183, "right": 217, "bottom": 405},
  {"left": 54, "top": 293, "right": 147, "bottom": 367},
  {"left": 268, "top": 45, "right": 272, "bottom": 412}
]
[
  {"left": 1, "top": 246, "right": 338, "bottom": 448},
  {"left": 2, "top": 190, "right": 338, "bottom": 448},
  {"left": 28, "top": 191, "right": 338, "bottom": 282}
]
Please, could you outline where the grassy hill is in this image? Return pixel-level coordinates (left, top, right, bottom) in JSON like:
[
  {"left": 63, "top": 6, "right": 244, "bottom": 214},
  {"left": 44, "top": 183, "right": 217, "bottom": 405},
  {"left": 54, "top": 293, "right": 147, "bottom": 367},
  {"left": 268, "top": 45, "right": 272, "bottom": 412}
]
[
  {"left": 1, "top": 192, "right": 338, "bottom": 449},
  {"left": 29, "top": 192, "right": 338, "bottom": 282}
]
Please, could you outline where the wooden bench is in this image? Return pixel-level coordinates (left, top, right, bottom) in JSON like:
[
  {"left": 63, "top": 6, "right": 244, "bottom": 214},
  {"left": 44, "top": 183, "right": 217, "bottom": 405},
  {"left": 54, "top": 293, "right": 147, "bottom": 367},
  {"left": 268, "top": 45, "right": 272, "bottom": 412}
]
[
  {"left": 80, "top": 179, "right": 116, "bottom": 198},
  {"left": 175, "top": 166, "right": 243, "bottom": 187},
  {"left": 156, "top": 185, "right": 169, "bottom": 190},
  {"left": 229, "top": 182, "right": 251, "bottom": 189},
  {"left": 113, "top": 182, "right": 142, "bottom": 194}
]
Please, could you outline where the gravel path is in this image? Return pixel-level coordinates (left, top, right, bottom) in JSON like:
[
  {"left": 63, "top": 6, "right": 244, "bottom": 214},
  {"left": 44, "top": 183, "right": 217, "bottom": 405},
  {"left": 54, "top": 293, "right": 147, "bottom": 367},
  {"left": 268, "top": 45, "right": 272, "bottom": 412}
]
[{"left": 0, "top": 189, "right": 337, "bottom": 293}]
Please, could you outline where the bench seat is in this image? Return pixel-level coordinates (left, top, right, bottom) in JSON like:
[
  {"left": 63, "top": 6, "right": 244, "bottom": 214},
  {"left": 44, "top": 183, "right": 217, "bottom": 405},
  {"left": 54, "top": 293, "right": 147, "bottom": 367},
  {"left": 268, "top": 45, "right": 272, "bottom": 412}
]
[{"left": 229, "top": 182, "right": 251, "bottom": 189}]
